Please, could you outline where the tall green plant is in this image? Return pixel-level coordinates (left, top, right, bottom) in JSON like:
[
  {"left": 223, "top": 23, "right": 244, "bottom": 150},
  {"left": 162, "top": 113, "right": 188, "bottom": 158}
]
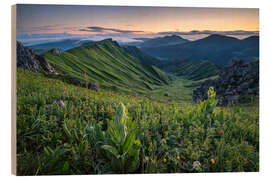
[
  {"left": 93, "top": 103, "right": 141, "bottom": 173},
  {"left": 194, "top": 86, "right": 219, "bottom": 128}
]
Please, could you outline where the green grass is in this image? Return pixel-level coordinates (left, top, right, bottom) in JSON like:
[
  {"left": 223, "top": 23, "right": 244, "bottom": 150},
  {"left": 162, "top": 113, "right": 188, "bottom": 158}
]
[
  {"left": 151, "top": 78, "right": 196, "bottom": 102},
  {"left": 43, "top": 39, "right": 170, "bottom": 95},
  {"left": 122, "top": 45, "right": 160, "bottom": 65},
  {"left": 16, "top": 68, "right": 259, "bottom": 175},
  {"left": 162, "top": 60, "right": 220, "bottom": 81}
]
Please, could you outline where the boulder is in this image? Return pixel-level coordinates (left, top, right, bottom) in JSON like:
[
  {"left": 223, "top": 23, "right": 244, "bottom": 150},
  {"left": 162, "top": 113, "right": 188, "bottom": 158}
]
[
  {"left": 49, "top": 48, "right": 62, "bottom": 56},
  {"left": 88, "top": 83, "right": 100, "bottom": 92}
]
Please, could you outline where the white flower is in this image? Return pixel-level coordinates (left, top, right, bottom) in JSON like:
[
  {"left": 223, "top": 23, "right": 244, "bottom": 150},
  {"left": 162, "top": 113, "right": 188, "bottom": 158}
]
[{"left": 193, "top": 161, "right": 201, "bottom": 171}]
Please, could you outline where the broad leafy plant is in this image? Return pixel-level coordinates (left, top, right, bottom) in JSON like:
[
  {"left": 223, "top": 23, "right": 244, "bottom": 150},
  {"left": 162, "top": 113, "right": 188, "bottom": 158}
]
[{"left": 93, "top": 103, "right": 141, "bottom": 173}]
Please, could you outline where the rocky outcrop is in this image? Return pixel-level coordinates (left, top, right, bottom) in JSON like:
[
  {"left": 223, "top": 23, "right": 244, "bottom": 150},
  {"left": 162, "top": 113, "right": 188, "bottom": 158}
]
[
  {"left": 49, "top": 48, "right": 62, "bottom": 56},
  {"left": 87, "top": 83, "right": 100, "bottom": 92},
  {"left": 193, "top": 60, "right": 259, "bottom": 105},
  {"left": 17, "top": 41, "right": 55, "bottom": 73}
]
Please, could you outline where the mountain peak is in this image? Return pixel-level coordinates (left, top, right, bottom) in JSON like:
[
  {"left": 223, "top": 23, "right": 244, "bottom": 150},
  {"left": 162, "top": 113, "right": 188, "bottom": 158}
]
[
  {"left": 82, "top": 38, "right": 120, "bottom": 49},
  {"left": 162, "top": 34, "right": 185, "bottom": 40},
  {"left": 206, "top": 34, "right": 235, "bottom": 39},
  {"left": 200, "top": 34, "right": 239, "bottom": 42},
  {"left": 99, "top": 38, "right": 113, "bottom": 43},
  {"left": 139, "top": 34, "right": 189, "bottom": 48},
  {"left": 243, "top": 35, "right": 259, "bottom": 41}
]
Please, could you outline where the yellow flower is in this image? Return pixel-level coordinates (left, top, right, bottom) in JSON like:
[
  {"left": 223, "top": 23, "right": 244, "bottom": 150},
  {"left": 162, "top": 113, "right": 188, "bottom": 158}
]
[
  {"left": 177, "top": 155, "right": 181, "bottom": 160},
  {"left": 163, "top": 158, "right": 167, "bottom": 163},
  {"left": 210, "top": 158, "right": 215, "bottom": 164},
  {"left": 100, "top": 106, "right": 104, "bottom": 112}
]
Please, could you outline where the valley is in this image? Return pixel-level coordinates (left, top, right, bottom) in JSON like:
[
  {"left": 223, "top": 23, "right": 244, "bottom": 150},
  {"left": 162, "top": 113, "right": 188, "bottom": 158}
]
[{"left": 16, "top": 33, "right": 259, "bottom": 175}]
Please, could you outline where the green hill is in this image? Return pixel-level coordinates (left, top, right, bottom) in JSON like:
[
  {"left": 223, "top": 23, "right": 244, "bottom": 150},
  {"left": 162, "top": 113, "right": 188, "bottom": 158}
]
[
  {"left": 43, "top": 39, "right": 169, "bottom": 94},
  {"left": 122, "top": 45, "right": 160, "bottom": 66},
  {"left": 160, "top": 60, "right": 220, "bottom": 81}
]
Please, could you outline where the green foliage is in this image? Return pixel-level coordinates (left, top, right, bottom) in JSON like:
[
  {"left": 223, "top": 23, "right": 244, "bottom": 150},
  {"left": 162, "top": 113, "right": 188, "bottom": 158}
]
[
  {"left": 92, "top": 103, "right": 141, "bottom": 173},
  {"left": 163, "top": 60, "right": 220, "bottom": 81},
  {"left": 17, "top": 69, "right": 259, "bottom": 175}
]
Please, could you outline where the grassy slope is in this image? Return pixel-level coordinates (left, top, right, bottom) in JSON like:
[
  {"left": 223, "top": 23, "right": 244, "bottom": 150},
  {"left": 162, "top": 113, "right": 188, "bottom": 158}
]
[
  {"left": 122, "top": 45, "right": 160, "bottom": 65},
  {"left": 43, "top": 39, "right": 169, "bottom": 95},
  {"left": 161, "top": 60, "right": 220, "bottom": 81},
  {"left": 16, "top": 68, "right": 259, "bottom": 174}
]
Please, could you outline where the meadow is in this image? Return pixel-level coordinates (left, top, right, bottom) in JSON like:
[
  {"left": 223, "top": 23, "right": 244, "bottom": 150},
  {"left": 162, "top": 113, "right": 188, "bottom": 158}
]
[{"left": 16, "top": 68, "right": 259, "bottom": 175}]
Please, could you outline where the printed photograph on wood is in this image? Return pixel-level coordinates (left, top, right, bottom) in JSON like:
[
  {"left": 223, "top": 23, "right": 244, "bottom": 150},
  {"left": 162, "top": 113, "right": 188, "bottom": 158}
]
[{"left": 12, "top": 4, "right": 259, "bottom": 175}]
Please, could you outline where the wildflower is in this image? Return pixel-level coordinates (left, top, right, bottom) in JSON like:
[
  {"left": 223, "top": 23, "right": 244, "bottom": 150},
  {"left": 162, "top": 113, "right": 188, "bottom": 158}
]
[
  {"left": 161, "top": 138, "right": 167, "bottom": 144},
  {"left": 177, "top": 155, "right": 181, "bottom": 160},
  {"left": 163, "top": 158, "right": 167, "bottom": 163},
  {"left": 134, "top": 140, "right": 140, "bottom": 146},
  {"left": 59, "top": 100, "right": 65, "bottom": 107},
  {"left": 193, "top": 161, "right": 201, "bottom": 171},
  {"left": 89, "top": 126, "right": 94, "bottom": 131},
  {"left": 108, "top": 106, "right": 112, "bottom": 114},
  {"left": 55, "top": 117, "right": 60, "bottom": 126},
  {"left": 100, "top": 106, "right": 104, "bottom": 112},
  {"left": 210, "top": 158, "right": 215, "bottom": 164}
]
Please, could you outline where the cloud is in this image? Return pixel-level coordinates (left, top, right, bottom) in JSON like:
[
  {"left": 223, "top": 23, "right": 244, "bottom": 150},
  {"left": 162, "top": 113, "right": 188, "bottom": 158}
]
[
  {"left": 79, "top": 26, "right": 145, "bottom": 34},
  {"left": 16, "top": 33, "right": 82, "bottom": 46},
  {"left": 17, "top": 24, "right": 78, "bottom": 34},
  {"left": 17, "top": 27, "right": 260, "bottom": 46},
  {"left": 157, "top": 30, "right": 259, "bottom": 36}
]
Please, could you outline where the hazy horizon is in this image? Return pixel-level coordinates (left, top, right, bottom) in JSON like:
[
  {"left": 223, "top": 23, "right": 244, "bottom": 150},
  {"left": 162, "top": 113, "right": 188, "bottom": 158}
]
[{"left": 16, "top": 4, "right": 259, "bottom": 45}]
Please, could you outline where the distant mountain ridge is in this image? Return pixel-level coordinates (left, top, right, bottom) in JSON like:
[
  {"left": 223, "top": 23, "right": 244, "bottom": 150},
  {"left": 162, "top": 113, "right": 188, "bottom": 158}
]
[
  {"left": 138, "top": 35, "right": 189, "bottom": 48},
  {"left": 28, "top": 38, "right": 93, "bottom": 53},
  {"left": 122, "top": 45, "right": 160, "bottom": 66},
  {"left": 141, "top": 34, "right": 259, "bottom": 65}
]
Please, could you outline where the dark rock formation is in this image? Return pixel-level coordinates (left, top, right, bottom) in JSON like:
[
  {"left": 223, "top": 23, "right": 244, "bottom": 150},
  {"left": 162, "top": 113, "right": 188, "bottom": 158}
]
[
  {"left": 49, "top": 48, "right": 62, "bottom": 56},
  {"left": 17, "top": 41, "right": 55, "bottom": 73},
  {"left": 87, "top": 82, "right": 100, "bottom": 92},
  {"left": 193, "top": 60, "right": 259, "bottom": 105}
]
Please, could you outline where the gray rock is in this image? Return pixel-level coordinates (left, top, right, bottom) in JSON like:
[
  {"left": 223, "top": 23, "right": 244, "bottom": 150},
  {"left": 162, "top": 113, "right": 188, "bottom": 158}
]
[
  {"left": 17, "top": 41, "right": 55, "bottom": 73},
  {"left": 88, "top": 83, "right": 100, "bottom": 92},
  {"left": 192, "top": 59, "right": 259, "bottom": 105},
  {"left": 50, "top": 48, "right": 62, "bottom": 56}
]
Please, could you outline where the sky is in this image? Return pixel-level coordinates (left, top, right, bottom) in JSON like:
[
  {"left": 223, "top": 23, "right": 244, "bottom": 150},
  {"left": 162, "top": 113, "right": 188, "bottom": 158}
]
[{"left": 16, "top": 4, "right": 259, "bottom": 45}]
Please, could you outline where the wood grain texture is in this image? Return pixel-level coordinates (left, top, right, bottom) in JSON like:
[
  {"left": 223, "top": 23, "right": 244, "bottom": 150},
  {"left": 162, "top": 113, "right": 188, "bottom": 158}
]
[{"left": 11, "top": 4, "right": 17, "bottom": 175}]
